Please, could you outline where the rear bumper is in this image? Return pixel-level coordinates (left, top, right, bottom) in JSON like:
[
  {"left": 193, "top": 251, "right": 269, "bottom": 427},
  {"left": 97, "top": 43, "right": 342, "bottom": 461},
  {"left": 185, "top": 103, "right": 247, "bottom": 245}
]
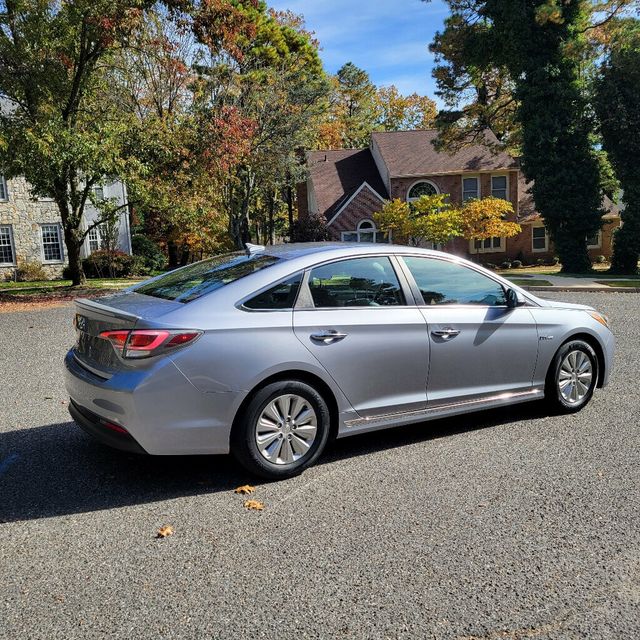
[
  {"left": 69, "top": 399, "right": 147, "bottom": 454},
  {"left": 64, "top": 349, "right": 243, "bottom": 455}
]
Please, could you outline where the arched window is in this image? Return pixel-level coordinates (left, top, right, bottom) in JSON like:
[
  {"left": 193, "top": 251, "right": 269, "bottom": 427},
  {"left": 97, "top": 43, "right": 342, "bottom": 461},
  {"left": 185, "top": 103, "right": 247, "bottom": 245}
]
[
  {"left": 407, "top": 181, "right": 438, "bottom": 202},
  {"left": 341, "top": 219, "right": 390, "bottom": 244}
]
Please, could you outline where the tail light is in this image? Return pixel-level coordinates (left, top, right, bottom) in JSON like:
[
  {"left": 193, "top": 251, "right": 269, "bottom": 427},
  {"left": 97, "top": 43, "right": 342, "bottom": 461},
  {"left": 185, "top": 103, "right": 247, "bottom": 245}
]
[{"left": 99, "top": 329, "right": 202, "bottom": 358}]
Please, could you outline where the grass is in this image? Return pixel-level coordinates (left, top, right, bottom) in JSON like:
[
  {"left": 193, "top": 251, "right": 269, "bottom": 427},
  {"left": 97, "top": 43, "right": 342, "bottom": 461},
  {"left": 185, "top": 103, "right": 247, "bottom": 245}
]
[
  {"left": 507, "top": 278, "right": 553, "bottom": 287},
  {"left": 0, "top": 277, "right": 145, "bottom": 302},
  {"left": 595, "top": 280, "right": 640, "bottom": 288},
  {"left": 0, "top": 277, "right": 143, "bottom": 291}
]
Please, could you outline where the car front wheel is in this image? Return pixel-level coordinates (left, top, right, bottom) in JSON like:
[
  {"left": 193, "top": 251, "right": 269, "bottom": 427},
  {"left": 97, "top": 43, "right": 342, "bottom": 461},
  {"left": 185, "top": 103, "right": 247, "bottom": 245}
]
[
  {"left": 231, "top": 381, "right": 331, "bottom": 479},
  {"left": 546, "top": 340, "right": 598, "bottom": 413}
]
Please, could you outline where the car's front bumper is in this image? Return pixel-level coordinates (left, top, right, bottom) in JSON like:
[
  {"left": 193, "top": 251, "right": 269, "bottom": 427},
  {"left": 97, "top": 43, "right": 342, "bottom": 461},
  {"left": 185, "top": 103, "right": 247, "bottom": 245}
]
[{"left": 64, "top": 349, "right": 243, "bottom": 455}]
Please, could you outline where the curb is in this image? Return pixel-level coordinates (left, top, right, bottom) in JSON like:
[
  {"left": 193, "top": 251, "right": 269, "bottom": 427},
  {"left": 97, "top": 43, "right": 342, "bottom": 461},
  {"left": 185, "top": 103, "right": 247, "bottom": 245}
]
[{"left": 523, "top": 286, "right": 640, "bottom": 293}]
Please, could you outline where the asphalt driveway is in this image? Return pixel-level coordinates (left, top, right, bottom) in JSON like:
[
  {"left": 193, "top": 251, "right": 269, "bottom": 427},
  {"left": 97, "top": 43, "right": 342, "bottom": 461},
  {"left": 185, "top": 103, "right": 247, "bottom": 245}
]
[{"left": 1, "top": 292, "right": 638, "bottom": 639}]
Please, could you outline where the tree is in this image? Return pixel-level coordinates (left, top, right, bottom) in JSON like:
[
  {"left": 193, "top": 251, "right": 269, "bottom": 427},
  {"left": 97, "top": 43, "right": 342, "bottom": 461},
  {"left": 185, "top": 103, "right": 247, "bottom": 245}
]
[
  {"left": 374, "top": 86, "right": 437, "bottom": 131},
  {"left": 595, "top": 18, "right": 640, "bottom": 273},
  {"left": 458, "top": 196, "right": 521, "bottom": 243},
  {"left": 375, "top": 195, "right": 462, "bottom": 247},
  {"left": 429, "top": 0, "right": 627, "bottom": 273},
  {"left": 0, "top": 0, "right": 146, "bottom": 284}
]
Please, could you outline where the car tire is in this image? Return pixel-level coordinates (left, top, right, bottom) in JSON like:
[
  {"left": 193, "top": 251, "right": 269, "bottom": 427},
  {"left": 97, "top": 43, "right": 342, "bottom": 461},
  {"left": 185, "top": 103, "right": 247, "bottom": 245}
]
[
  {"left": 545, "top": 340, "right": 598, "bottom": 414},
  {"left": 231, "top": 380, "right": 331, "bottom": 480}
]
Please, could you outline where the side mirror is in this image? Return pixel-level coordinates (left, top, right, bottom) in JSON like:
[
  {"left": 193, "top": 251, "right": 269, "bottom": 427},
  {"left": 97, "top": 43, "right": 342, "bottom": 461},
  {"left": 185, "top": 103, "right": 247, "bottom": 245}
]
[{"left": 505, "top": 287, "right": 525, "bottom": 308}]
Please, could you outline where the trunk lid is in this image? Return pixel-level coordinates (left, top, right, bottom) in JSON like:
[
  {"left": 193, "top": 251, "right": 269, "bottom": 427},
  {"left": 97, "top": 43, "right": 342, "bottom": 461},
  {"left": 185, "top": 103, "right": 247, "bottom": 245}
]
[{"left": 73, "top": 292, "right": 184, "bottom": 377}]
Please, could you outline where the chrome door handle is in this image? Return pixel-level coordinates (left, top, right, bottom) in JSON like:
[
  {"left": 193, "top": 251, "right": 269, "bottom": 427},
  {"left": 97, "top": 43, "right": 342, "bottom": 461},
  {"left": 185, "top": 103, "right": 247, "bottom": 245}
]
[
  {"left": 310, "top": 330, "right": 348, "bottom": 343},
  {"left": 431, "top": 328, "right": 460, "bottom": 339}
]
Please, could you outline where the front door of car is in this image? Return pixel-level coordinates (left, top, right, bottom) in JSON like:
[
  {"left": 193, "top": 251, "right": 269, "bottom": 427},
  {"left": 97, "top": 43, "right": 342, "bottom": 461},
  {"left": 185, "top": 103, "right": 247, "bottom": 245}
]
[
  {"left": 293, "top": 256, "right": 429, "bottom": 418},
  {"left": 400, "top": 256, "right": 539, "bottom": 407}
]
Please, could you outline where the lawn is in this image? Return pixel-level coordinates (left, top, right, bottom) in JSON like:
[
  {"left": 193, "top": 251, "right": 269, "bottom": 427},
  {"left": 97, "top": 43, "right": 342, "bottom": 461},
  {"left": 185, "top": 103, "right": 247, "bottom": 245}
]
[
  {"left": 595, "top": 280, "right": 640, "bottom": 288},
  {"left": 0, "top": 277, "right": 144, "bottom": 303},
  {"left": 506, "top": 278, "right": 554, "bottom": 287}
]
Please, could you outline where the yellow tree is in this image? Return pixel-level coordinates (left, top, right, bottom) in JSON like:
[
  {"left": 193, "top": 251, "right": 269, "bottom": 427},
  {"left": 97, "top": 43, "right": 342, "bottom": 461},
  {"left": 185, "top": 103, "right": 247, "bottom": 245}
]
[
  {"left": 458, "top": 196, "right": 521, "bottom": 242},
  {"left": 375, "top": 194, "right": 463, "bottom": 246}
]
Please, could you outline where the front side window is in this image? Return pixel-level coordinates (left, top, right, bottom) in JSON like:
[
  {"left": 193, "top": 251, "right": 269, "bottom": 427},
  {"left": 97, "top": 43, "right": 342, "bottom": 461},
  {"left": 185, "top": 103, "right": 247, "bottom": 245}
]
[
  {"left": 0, "top": 225, "right": 15, "bottom": 264},
  {"left": 341, "top": 219, "right": 390, "bottom": 244},
  {"left": 407, "top": 181, "right": 438, "bottom": 202},
  {"left": 532, "top": 226, "right": 548, "bottom": 252},
  {"left": 135, "top": 253, "right": 280, "bottom": 303},
  {"left": 41, "top": 224, "right": 63, "bottom": 262},
  {"left": 462, "top": 177, "right": 479, "bottom": 201},
  {"left": 491, "top": 175, "right": 508, "bottom": 200},
  {"left": 244, "top": 274, "right": 302, "bottom": 310},
  {"left": 308, "top": 256, "right": 404, "bottom": 308},
  {"left": 403, "top": 256, "right": 507, "bottom": 306}
]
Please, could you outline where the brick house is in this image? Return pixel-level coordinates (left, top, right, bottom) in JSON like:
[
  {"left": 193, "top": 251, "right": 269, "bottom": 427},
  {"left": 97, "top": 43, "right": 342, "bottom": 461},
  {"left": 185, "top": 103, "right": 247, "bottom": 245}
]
[
  {"left": 297, "top": 130, "right": 621, "bottom": 264},
  {"left": 0, "top": 175, "right": 132, "bottom": 279}
]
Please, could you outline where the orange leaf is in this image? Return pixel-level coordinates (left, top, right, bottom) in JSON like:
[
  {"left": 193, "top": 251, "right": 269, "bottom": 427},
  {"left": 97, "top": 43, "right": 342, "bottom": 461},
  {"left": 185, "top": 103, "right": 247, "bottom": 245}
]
[
  {"left": 156, "top": 525, "right": 174, "bottom": 538},
  {"left": 234, "top": 484, "right": 256, "bottom": 495},
  {"left": 243, "top": 500, "right": 264, "bottom": 511}
]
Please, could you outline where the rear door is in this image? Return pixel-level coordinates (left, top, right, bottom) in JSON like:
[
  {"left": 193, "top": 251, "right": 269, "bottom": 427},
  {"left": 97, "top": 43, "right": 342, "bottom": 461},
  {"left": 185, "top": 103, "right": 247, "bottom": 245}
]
[
  {"left": 293, "top": 255, "right": 429, "bottom": 417},
  {"left": 400, "top": 256, "right": 539, "bottom": 406}
]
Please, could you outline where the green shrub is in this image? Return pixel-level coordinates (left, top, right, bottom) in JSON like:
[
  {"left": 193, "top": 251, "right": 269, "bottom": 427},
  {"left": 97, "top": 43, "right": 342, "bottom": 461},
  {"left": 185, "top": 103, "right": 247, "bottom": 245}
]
[
  {"left": 501, "top": 261, "right": 512, "bottom": 269},
  {"left": 595, "top": 255, "right": 608, "bottom": 264},
  {"left": 536, "top": 258, "right": 545, "bottom": 266},
  {"left": 550, "top": 256, "right": 560, "bottom": 266},
  {"left": 131, "top": 235, "right": 166, "bottom": 272},
  {"left": 484, "top": 262, "right": 497, "bottom": 270},
  {"left": 16, "top": 261, "right": 48, "bottom": 282},
  {"left": 83, "top": 250, "right": 135, "bottom": 278},
  {"left": 512, "top": 259, "right": 522, "bottom": 268}
]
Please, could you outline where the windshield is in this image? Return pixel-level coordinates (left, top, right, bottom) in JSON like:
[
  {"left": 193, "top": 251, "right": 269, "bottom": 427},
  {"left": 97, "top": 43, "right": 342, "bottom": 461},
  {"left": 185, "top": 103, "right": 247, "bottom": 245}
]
[{"left": 135, "top": 252, "right": 280, "bottom": 303}]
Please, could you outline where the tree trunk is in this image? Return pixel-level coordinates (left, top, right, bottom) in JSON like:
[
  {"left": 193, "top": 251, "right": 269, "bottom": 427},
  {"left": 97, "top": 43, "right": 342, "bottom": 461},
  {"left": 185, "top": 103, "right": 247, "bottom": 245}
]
[
  {"left": 167, "top": 240, "right": 179, "bottom": 270},
  {"left": 63, "top": 227, "right": 85, "bottom": 286},
  {"left": 268, "top": 190, "right": 275, "bottom": 245},
  {"left": 286, "top": 185, "right": 294, "bottom": 239}
]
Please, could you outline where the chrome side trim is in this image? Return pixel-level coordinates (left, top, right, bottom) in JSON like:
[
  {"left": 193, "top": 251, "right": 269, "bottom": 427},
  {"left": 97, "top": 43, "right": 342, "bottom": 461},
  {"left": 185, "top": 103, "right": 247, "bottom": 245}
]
[{"left": 344, "top": 388, "right": 544, "bottom": 428}]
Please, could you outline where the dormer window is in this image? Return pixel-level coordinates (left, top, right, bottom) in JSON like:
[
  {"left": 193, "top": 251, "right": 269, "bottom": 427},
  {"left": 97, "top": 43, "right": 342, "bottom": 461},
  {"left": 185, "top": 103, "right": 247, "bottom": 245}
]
[{"left": 407, "top": 181, "right": 438, "bottom": 202}]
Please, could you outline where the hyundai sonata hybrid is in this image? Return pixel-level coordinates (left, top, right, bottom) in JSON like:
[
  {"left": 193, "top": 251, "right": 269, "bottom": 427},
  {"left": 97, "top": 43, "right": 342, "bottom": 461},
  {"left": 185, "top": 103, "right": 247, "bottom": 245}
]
[{"left": 64, "top": 243, "right": 614, "bottom": 479}]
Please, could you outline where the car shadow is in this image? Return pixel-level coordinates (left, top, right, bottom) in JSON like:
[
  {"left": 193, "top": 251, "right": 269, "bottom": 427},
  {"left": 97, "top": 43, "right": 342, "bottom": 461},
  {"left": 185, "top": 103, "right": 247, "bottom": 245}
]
[{"left": 0, "top": 402, "right": 549, "bottom": 523}]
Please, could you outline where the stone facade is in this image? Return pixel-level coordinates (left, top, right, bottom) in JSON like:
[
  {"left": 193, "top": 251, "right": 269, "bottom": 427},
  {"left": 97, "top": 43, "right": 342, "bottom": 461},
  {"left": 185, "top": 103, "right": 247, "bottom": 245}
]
[{"left": 0, "top": 176, "right": 131, "bottom": 280}]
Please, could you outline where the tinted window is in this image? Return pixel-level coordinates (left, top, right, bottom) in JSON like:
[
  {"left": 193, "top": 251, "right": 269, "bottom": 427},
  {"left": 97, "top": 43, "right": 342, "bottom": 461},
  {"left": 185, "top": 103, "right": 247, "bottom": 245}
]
[
  {"left": 309, "top": 257, "right": 404, "bottom": 308},
  {"left": 403, "top": 257, "right": 507, "bottom": 306},
  {"left": 244, "top": 275, "right": 302, "bottom": 310},
  {"left": 135, "top": 253, "right": 280, "bottom": 303}
]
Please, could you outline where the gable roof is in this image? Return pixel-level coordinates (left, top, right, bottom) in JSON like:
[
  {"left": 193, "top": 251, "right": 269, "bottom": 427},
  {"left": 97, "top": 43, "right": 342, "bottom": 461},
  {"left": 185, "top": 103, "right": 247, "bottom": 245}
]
[
  {"left": 307, "top": 148, "right": 388, "bottom": 221},
  {"left": 371, "top": 129, "right": 518, "bottom": 177}
]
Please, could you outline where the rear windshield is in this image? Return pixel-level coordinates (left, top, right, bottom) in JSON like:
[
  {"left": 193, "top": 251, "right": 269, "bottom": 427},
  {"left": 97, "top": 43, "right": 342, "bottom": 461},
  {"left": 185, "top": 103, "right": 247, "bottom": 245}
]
[{"left": 135, "top": 253, "right": 280, "bottom": 303}]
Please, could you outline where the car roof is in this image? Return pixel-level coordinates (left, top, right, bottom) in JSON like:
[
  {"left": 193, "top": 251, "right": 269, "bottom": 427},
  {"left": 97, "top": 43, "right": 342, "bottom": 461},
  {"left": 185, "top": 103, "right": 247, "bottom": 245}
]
[{"left": 260, "top": 242, "right": 445, "bottom": 261}]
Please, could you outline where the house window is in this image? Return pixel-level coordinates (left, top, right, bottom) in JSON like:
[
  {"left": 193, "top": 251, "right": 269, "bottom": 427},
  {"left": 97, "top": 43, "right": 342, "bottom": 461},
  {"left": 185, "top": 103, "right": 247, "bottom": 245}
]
[
  {"left": 0, "top": 225, "right": 15, "bottom": 265},
  {"left": 407, "top": 181, "right": 438, "bottom": 202},
  {"left": 462, "top": 177, "right": 480, "bottom": 202},
  {"left": 0, "top": 175, "right": 8, "bottom": 201},
  {"left": 532, "top": 225, "right": 548, "bottom": 252},
  {"left": 41, "top": 224, "right": 63, "bottom": 262},
  {"left": 87, "top": 225, "right": 103, "bottom": 253},
  {"left": 470, "top": 236, "right": 505, "bottom": 254},
  {"left": 93, "top": 186, "right": 105, "bottom": 202},
  {"left": 341, "top": 220, "right": 390, "bottom": 244},
  {"left": 491, "top": 175, "right": 508, "bottom": 200},
  {"left": 586, "top": 231, "right": 601, "bottom": 249}
]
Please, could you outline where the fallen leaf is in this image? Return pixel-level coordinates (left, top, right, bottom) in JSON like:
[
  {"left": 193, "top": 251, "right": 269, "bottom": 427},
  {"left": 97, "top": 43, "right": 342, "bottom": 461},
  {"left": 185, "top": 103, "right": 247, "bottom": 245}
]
[
  {"left": 156, "top": 525, "right": 174, "bottom": 538},
  {"left": 243, "top": 500, "right": 264, "bottom": 511},
  {"left": 234, "top": 484, "right": 256, "bottom": 495}
]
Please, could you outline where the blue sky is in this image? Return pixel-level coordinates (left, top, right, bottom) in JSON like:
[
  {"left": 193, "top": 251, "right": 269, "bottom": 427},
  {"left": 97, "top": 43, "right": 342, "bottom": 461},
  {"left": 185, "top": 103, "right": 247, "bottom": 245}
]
[{"left": 268, "top": 0, "right": 449, "bottom": 101}]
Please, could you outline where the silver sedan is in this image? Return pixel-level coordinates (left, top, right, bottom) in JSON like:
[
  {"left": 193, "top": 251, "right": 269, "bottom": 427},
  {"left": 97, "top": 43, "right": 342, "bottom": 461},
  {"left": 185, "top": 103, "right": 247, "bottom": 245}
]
[{"left": 64, "top": 243, "right": 615, "bottom": 479}]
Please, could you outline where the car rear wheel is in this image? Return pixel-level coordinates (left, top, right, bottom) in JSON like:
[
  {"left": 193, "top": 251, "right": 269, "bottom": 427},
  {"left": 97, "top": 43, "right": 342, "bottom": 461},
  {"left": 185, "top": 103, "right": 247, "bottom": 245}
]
[
  {"left": 546, "top": 340, "right": 598, "bottom": 413},
  {"left": 231, "top": 381, "right": 331, "bottom": 479}
]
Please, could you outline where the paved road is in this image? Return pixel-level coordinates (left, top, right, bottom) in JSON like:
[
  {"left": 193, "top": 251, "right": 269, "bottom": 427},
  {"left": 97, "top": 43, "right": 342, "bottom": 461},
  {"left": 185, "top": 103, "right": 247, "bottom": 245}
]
[{"left": 1, "top": 293, "right": 638, "bottom": 640}]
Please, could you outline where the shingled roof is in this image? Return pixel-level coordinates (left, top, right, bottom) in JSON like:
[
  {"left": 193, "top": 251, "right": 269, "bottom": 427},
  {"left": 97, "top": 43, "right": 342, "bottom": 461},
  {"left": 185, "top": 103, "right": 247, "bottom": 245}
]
[
  {"left": 371, "top": 129, "right": 518, "bottom": 177},
  {"left": 306, "top": 148, "right": 388, "bottom": 221}
]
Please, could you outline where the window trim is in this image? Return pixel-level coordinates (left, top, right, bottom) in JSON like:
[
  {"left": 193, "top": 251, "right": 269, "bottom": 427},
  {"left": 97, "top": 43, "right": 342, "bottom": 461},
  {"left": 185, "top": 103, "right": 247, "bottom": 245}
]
[
  {"left": 468, "top": 237, "right": 506, "bottom": 254},
  {"left": 490, "top": 173, "right": 509, "bottom": 200},
  {"left": 0, "top": 175, "right": 8, "bottom": 202},
  {"left": 407, "top": 180, "right": 440, "bottom": 202},
  {"left": 0, "top": 224, "right": 16, "bottom": 266},
  {"left": 462, "top": 175, "right": 480, "bottom": 202},
  {"left": 40, "top": 223, "right": 65, "bottom": 264},
  {"left": 340, "top": 219, "right": 391, "bottom": 244},
  {"left": 586, "top": 230, "right": 602, "bottom": 249},
  {"left": 531, "top": 224, "right": 549, "bottom": 253}
]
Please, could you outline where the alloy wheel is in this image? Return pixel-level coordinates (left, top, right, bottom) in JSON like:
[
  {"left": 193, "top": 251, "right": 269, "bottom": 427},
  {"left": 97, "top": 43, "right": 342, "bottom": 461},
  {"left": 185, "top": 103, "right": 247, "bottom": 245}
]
[{"left": 558, "top": 350, "right": 593, "bottom": 405}]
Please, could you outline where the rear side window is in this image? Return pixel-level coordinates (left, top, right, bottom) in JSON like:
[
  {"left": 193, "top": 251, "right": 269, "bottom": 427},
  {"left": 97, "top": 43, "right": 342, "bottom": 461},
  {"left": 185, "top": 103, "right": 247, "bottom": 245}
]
[
  {"left": 403, "top": 256, "right": 506, "bottom": 306},
  {"left": 244, "top": 275, "right": 302, "bottom": 310},
  {"left": 135, "top": 253, "right": 280, "bottom": 303},
  {"left": 308, "top": 257, "right": 404, "bottom": 308}
]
